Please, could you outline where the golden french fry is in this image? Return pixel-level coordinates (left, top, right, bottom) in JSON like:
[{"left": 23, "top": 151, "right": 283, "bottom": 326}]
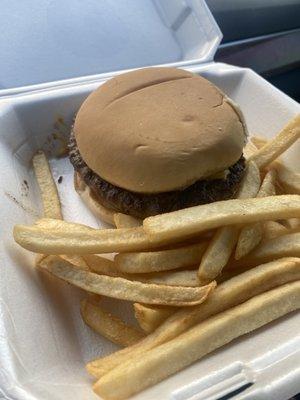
[
  {"left": 40, "top": 256, "right": 215, "bottom": 306},
  {"left": 35, "top": 217, "right": 96, "bottom": 232},
  {"left": 32, "top": 151, "right": 62, "bottom": 219},
  {"left": 32, "top": 157, "right": 91, "bottom": 269},
  {"left": 280, "top": 218, "right": 300, "bottom": 230},
  {"left": 256, "top": 169, "right": 277, "bottom": 197},
  {"left": 94, "top": 280, "right": 300, "bottom": 400},
  {"left": 14, "top": 223, "right": 161, "bottom": 254},
  {"left": 263, "top": 221, "right": 289, "bottom": 240},
  {"left": 32, "top": 160, "right": 89, "bottom": 270},
  {"left": 87, "top": 257, "right": 300, "bottom": 378},
  {"left": 275, "top": 163, "right": 300, "bottom": 195},
  {"left": 140, "top": 270, "right": 200, "bottom": 287},
  {"left": 115, "top": 242, "right": 207, "bottom": 273},
  {"left": 35, "top": 226, "right": 94, "bottom": 271},
  {"left": 235, "top": 161, "right": 261, "bottom": 199},
  {"left": 250, "top": 136, "right": 268, "bottom": 149},
  {"left": 81, "top": 298, "right": 145, "bottom": 347},
  {"left": 84, "top": 255, "right": 200, "bottom": 287},
  {"left": 248, "top": 114, "right": 300, "bottom": 169},
  {"left": 83, "top": 255, "right": 120, "bottom": 277},
  {"left": 113, "top": 213, "right": 142, "bottom": 228},
  {"left": 250, "top": 136, "right": 282, "bottom": 171},
  {"left": 229, "top": 232, "right": 300, "bottom": 269},
  {"left": 283, "top": 218, "right": 300, "bottom": 231},
  {"left": 244, "top": 140, "right": 259, "bottom": 159},
  {"left": 198, "top": 226, "right": 239, "bottom": 283},
  {"left": 235, "top": 223, "right": 263, "bottom": 260},
  {"left": 84, "top": 254, "right": 201, "bottom": 287},
  {"left": 143, "top": 195, "right": 300, "bottom": 242},
  {"left": 134, "top": 304, "right": 175, "bottom": 333},
  {"left": 235, "top": 169, "right": 277, "bottom": 260},
  {"left": 198, "top": 161, "right": 261, "bottom": 282},
  {"left": 59, "top": 254, "right": 89, "bottom": 271}
]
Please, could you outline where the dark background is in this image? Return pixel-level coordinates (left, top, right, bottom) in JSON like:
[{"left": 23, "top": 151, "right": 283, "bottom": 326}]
[{"left": 207, "top": 0, "right": 300, "bottom": 103}]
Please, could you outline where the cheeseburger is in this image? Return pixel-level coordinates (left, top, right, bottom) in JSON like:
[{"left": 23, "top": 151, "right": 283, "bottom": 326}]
[{"left": 69, "top": 67, "right": 247, "bottom": 220}]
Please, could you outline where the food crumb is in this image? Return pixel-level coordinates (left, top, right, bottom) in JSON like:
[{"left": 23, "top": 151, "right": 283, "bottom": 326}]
[
  {"left": 58, "top": 176, "right": 63, "bottom": 184},
  {"left": 5, "top": 192, "right": 38, "bottom": 216},
  {"left": 21, "top": 180, "right": 29, "bottom": 196}
]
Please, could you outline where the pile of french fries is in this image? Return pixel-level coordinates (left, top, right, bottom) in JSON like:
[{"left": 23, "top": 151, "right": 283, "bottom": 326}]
[{"left": 13, "top": 115, "right": 300, "bottom": 400}]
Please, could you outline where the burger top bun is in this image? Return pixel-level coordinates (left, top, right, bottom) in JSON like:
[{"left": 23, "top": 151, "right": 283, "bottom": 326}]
[{"left": 74, "top": 67, "right": 247, "bottom": 194}]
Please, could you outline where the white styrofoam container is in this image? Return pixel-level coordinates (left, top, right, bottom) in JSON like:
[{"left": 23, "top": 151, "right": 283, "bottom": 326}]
[
  {"left": 0, "top": 0, "right": 221, "bottom": 96},
  {"left": 0, "top": 1, "right": 299, "bottom": 400}
]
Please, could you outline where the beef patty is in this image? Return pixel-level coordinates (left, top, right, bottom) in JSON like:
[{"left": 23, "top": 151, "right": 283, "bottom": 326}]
[{"left": 69, "top": 130, "right": 246, "bottom": 219}]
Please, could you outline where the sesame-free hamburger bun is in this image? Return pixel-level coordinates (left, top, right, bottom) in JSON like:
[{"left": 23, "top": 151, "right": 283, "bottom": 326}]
[{"left": 69, "top": 67, "right": 247, "bottom": 219}]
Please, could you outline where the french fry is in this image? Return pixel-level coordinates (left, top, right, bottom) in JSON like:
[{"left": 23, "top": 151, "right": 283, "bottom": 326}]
[
  {"left": 275, "top": 163, "right": 300, "bottom": 195},
  {"left": 84, "top": 255, "right": 200, "bottom": 286},
  {"left": 244, "top": 140, "right": 259, "bottom": 159},
  {"left": 250, "top": 136, "right": 283, "bottom": 172},
  {"left": 14, "top": 224, "right": 158, "bottom": 254},
  {"left": 235, "top": 169, "right": 277, "bottom": 260},
  {"left": 33, "top": 155, "right": 91, "bottom": 271},
  {"left": 87, "top": 257, "right": 300, "bottom": 378},
  {"left": 234, "top": 161, "right": 261, "bottom": 199},
  {"left": 35, "top": 217, "right": 96, "bottom": 232},
  {"left": 34, "top": 213, "right": 95, "bottom": 272},
  {"left": 81, "top": 298, "right": 145, "bottom": 347},
  {"left": 115, "top": 242, "right": 207, "bottom": 273},
  {"left": 94, "top": 280, "right": 300, "bottom": 400},
  {"left": 40, "top": 256, "right": 215, "bottom": 306},
  {"left": 113, "top": 213, "right": 142, "bottom": 228},
  {"left": 83, "top": 255, "right": 119, "bottom": 276},
  {"left": 255, "top": 169, "right": 277, "bottom": 196},
  {"left": 140, "top": 270, "right": 200, "bottom": 287},
  {"left": 33, "top": 156, "right": 91, "bottom": 271},
  {"left": 282, "top": 218, "right": 300, "bottom": 231},
  {"left": 280, "top": 218, "right": 300, "bottom": 230},
  {"left": 32, "top": 151, "right": 62, "bottom": 219},
  {"left": 248, "top": 114, "right": 300, "bottom": 169},
  {"left": 134, "top": 304, "right": 175, "bottom": 333},
  {"left": 235, "top": 222, "right": 263, "bottom": 260},
  {"left": 263, "top": 221, "right": 289, "bottom": 240},
  {"left": 60, "top": 254, "right": 89, "bottom": 271},
  {"left": 198, "top": 226, "right": 239, "bottom": 283},
  {"left": 198, "top": 161, "right": 261, "bottom": 282},
  {"left": 229, "top": 232, "right": 300, "bottom": 268},
  {"left": 15, "top": 194, "right": 300, "bottom": 254},
  {"left": 143, "top": 195, "right": 300, "bottom": 242},
  {"left": 250, "top": 135, "right": 267, "bottom": 149}
]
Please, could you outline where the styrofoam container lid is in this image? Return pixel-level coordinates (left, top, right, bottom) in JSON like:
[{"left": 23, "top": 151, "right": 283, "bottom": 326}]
[{"left": 0, "top": 0, "right": 221, "bottom": 96}]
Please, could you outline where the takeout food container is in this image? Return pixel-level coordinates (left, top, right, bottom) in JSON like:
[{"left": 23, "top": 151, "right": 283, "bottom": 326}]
[{"left": 0, "top": 1, "right": 299, "bottom": 399}]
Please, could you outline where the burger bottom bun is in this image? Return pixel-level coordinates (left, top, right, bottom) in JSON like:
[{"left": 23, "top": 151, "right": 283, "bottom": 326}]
[{"left": 74, "top": 173, "right": 116, "bottom": 226}]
